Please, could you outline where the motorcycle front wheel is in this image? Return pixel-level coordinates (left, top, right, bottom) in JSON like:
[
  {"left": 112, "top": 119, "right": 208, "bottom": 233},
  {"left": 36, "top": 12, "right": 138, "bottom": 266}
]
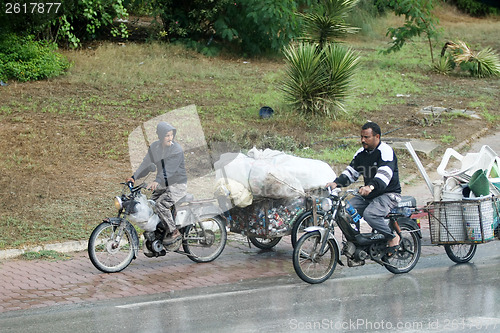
[
  {"left": 88, "top": 221, "right": 135, "bottom": 273},
  {"left": 293, "top": 231, "right": 338, "bottom": 284},
  {"left": 444, "top": 244, "right": 477, "bottom": 263},
  {"left": 183, "top": 215, "right": 227, "bottom": 263},
  {"left": 383, "top": 225, "right": 421, "bottom": 274},
  {"left": 291, "top": 210, "right": 326, "bottom": 248}
]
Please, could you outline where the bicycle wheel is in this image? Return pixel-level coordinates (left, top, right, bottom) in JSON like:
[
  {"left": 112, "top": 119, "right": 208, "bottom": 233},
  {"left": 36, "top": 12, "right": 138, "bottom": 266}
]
[
  {"left": 88, "top": 221, "right": 135, "bottom": 273},
  {"left": 292, "top": 231, "right": 338, "bottom": 284},
  {"left": 183, "top": 215, "right": 227, "bottom": 263},
  {"left": 444, "top": 244, "right": 477, "bottom": 263}
]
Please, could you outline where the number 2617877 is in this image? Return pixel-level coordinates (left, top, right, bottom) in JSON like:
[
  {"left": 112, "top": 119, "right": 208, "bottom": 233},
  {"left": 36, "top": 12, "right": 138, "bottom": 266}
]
[{"left": 5, "top": 3, "right": 61, "bottom": 14}]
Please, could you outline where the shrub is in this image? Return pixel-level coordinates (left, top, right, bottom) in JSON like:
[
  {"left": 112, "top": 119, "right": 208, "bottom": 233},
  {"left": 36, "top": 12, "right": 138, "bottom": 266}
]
[
  {"left": 300, "top": 0, "right": 360, "bottom": 48},
  {"left": 214, "top": 0, "right": 304, "bottom": 55},
  {"left": 0, "top": 0, "right": 129, "bottom": 48},
  {"left": 383, "top": 0, "right": 440, "bottom": 63},
  {"left": 145, "top": 0, "right": 308, "bottom": 56},
  {"left": 433, "top": 55, "right": 454, "bottom": 75},
  {"left": 0, "top": 34, "right": 71, "bottom": 82},
  {"left": 450, "top": 0, "right": 499, "bottom": 16},
  {"left": 440, "top": 40, "right": 500, "bottom": 78}
]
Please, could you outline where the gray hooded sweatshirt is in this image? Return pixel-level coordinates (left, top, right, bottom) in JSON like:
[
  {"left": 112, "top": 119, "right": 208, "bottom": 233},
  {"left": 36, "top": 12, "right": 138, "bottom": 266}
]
[{"left": 132, "top": 122, "right": 187, "bottom": 186}]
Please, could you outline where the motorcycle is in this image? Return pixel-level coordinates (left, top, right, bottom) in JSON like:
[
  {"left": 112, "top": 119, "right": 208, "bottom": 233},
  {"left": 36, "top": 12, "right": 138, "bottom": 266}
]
[
  {"left": 88, "top": 181, "right": 227, "bottom": 273},
  {"left": 292, "top": 188, "right": 422, "bottom": 284}
]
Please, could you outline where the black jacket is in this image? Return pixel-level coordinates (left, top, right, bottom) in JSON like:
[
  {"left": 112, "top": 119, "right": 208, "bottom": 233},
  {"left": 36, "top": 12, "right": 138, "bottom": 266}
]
[{"left": 334, "top": 142, "right": 401, "bottom": 199}]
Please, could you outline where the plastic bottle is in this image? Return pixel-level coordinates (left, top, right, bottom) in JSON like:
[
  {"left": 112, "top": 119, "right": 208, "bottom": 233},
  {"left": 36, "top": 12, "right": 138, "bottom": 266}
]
[{"left": 345, "top": 200, "right": 362, "bottom": 230}]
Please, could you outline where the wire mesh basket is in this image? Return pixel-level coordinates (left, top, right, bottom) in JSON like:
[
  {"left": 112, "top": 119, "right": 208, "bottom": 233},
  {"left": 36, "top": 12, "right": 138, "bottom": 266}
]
[{"left": 426, "top": 196, "right": 499, "bottom": 244}]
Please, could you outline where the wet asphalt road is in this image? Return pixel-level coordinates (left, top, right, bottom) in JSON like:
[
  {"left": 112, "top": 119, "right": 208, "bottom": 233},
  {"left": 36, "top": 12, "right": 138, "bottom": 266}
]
[{"left": 1, "top": 241, "right": 498, "bottom": 333}]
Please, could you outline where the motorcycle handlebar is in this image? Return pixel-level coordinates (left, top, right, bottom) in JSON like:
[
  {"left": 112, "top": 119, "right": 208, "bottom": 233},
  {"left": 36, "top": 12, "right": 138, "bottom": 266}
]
[
  {"left": 326, "top": 187, "right": 358, "bottom": 198},
  {"left": 120, "top": 182, "right": 146, "bottom": 193}
]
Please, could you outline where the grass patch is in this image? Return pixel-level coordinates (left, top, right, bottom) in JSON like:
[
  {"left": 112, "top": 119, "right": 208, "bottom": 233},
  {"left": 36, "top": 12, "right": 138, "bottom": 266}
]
[
  {"left": 294, "top": 140, "right": 360, "bottom": 166},
  {"left": 0, "top": 198, "right": 112, "bottom": 249},
  {"left": 440, "top": 134, "right": 456, "bottom": 144},
  {"left": 21, "top": 250, "right": 72, "bottom": 261}
]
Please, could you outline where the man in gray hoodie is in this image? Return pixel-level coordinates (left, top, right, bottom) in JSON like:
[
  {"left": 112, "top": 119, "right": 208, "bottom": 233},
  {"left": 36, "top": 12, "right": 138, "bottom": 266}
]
[{"left": 127, "top": 122, "right": 187, "bottom": 243}]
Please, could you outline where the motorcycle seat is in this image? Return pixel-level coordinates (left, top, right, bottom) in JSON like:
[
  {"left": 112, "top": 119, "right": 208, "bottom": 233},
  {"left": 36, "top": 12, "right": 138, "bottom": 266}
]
[
  {"left": 398, "top": 196, "right": 416, "bottom": 207},
  {"left": 355, "top": 232, "right": 388, "bottom": 246}
]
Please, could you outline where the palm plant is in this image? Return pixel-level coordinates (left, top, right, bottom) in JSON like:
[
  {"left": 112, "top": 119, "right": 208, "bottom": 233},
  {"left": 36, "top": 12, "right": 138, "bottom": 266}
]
[
  {"left": 322, "top": 43, "right": 360, "bottom": 110},
  {"left": 281, "top": 42, "right": 359, "bottom": 116},
  {"left": 469, "top": 47, "right": 500, "bottom": 78},
  {"left": 282, "top": 43, "right": 328, "bottom": 115},
  {"left": 300, "top": 0, "right": 360, "bottom": 49},
  {"left": 440, "top": 40, "right": 500, "bottom": 78},
  {"left": 433, "top": 55, "right": 453, "bottom": 75}
]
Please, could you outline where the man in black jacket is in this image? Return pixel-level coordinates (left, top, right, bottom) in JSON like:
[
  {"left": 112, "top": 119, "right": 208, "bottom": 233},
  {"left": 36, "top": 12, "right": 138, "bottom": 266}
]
[
  {"left": 327, "top": 122, "right": 402, "bottom": 250},
  {"left": 127, "top": 121, "right": 187, "bottom": 243}
]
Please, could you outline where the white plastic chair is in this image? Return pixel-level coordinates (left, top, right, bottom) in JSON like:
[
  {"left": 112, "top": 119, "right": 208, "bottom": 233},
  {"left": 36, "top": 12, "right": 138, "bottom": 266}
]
[{"left": 437, "top": 145, "right": 500, "bottom": 195}]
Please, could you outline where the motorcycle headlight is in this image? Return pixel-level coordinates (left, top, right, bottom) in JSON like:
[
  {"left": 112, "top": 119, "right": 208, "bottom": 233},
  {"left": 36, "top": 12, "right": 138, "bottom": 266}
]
[
  {"left": 320, "top": 198, "right": 333, "bottom": 211},
  {"left": 114, "top": 196, "right": 123, "bottom": 210}
]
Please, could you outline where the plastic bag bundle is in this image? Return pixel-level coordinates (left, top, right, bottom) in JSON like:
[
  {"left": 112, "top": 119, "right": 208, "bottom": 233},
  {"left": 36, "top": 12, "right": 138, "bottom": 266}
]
[
  {"left": 214, "top": 153, "right": 254, "bottom": 190},
  {"left": 248, "top": 160, "right": 305, "bottom": 198},
  {"left": 127, "top": 194, "right": 161, "bottom": 231},
  {"left": 128, "top": 194, "right": 152, "bottom": 223},
  {"left": 214, "top": 178, "right": 253, "bottom": 208},
  {"left": 215, "top": 148, "right": 336, "bottom": 200}
]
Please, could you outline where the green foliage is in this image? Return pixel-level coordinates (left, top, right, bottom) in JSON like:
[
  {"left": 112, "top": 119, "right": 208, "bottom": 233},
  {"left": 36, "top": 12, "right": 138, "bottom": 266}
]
[
  {"left": 295, "top": 142, "right": 359, "bottom": 165},
  {"left": 300, "top": 0, "right": 360, "bottom": 48},
  {"left": 0, "top": 0, "right": 129, "bottom": 48},
  {"left": 145, "top": 0, "right": 310, "bottom": 55},
  {"left": 440, "top": 134, "right": 455, "bottom": 144},
  {"left": 382, "top": 0, "right": 440, "bottom": 63},
  {"left": 433, "top": 55, "right": 454, "bottom": 75},
  {"left": 52, "top": 0, "right": 129, "bottom": 48},
  {"left": 214, "top": 0, "right": 305, "bottom": 55},
  {"left": 469, "top": 47, "right": 500, "bottom": 77},
  {"left": 451, "top": 0, "right": 499, "bottom": 16},
  {"left": 149, "top": 0, "right": 228, "bottom": 41},
  {"left": 281, "top": 42, "right": 360, "bottom": 117},
  {"left": 0, "top": 34, "right": 71, "bottom": 82}
]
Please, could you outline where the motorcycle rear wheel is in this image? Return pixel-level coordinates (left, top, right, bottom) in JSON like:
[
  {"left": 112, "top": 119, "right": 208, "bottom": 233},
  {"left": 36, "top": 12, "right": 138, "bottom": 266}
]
[
  {"left": 383, "top": 225, "right": 421, "bottom": 274},
  {"left": 88, "top": 221, "right": 135, "bottom": 273},
  {"left": 293, "top": 231, "right": 338, "bottom": 284},
  {"left": 183, "top": 215, "right": 227, "bottom": 263},
  {"left": 444, "top": 244, "right": 477, "bottom": 263}
]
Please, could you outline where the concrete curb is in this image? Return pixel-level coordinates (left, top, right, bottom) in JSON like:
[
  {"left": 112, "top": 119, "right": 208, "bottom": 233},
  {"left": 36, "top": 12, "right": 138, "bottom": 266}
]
[{"left": 0, "top": 241, "right": 88, "bottom": 260}]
